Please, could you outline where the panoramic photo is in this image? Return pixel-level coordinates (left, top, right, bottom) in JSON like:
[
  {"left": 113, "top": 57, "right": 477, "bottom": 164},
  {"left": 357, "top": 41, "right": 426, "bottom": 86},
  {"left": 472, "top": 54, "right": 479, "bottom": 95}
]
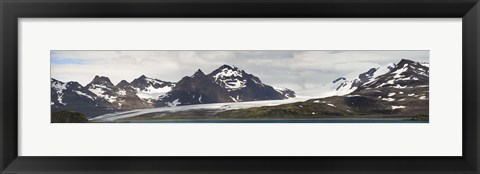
[{"left": 51, "top": 50, "right": 429, "bottom": 123}]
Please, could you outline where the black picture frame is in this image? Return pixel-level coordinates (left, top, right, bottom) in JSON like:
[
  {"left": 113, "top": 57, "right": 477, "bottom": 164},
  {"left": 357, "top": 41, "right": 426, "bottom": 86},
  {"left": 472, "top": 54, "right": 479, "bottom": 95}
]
[{"left": 1, "top": 0, "right": 479, "bottom": 173}]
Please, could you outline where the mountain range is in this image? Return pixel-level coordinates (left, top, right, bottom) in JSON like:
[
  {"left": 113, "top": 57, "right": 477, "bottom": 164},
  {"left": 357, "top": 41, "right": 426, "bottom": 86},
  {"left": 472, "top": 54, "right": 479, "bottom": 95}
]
[
  {"left": 215, "top": 59, "right": 429, "bottom": 119},
  {"left": 51, "top": 65, "right": 295, "bottom": 117},
  {"left": 53, "top": 59, "right": 429, "bottom": 120}
]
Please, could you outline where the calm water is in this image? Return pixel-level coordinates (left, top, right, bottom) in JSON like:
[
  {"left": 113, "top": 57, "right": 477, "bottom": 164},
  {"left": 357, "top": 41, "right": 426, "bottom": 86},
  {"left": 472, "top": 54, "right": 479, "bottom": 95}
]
[{"left": 121, "top": 119, "right": 428, "bottom": 123}]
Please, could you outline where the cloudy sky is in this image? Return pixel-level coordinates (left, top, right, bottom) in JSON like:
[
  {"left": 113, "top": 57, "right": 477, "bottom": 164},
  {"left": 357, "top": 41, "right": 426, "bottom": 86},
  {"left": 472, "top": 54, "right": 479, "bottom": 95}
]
[{"left": 51, "top": 50, "right": 429, "bottom": 91}]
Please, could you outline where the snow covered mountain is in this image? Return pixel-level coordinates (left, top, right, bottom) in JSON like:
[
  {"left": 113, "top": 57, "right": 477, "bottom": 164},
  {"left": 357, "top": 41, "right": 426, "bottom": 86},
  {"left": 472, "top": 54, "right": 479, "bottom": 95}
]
[
  {"left": 52, "top": 66, "right": 295, "bottom": 116},
  {"left": 53, "top": 59, "right": 428, "bottom": 120},
  {"left": 52, "top": 78, "right": 96, "bottom": 106},
  {"left": 156, "top": 65, "right": 295, "bottom": 106},
  {"left": 157, "top": 69, "right": 233, "bottom": 106},
  {"left": 327, "top": 59, "right": 430, "bottom": 96},
  {"left": 52, "top": 75, "right": 175, "bottom": 117},
  {"left": 84, "top": 76, "right": 150, "bottom": 110},
  {"left": 322, "top": 58, "right": 429, "bottom": 116},
  {"left": 216, "top": 59, "right": 429, "bottom": 119},
  {"left": 51, "top": 78, "right": 115, "bottom": 117},
  {"left": 129, "top": 75, "right": 175, "bottom": 103},
  {"left": 85, "top": 76, "right": 118, "bottom": 103},
  {"left": 359, "top": 59, "right": 429, "bottom": 90},
  {"left": 211, "top": 65, "right": 248, "bottom": 91},
  {"left": 209, "top": 65, "right": 295, "bottom": 101},
  {"left": 83, "top": 75, "right": 175, "bottom": 107},
  {"left": 327, "top": 63, "right": 394, "bottom": 95}
]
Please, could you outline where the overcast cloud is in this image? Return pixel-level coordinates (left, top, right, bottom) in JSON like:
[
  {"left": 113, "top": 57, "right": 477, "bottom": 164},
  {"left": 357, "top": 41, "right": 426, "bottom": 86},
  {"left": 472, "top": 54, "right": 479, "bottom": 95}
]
[{"left": 51, "top": 50, "right": 429, "bottom": 91}]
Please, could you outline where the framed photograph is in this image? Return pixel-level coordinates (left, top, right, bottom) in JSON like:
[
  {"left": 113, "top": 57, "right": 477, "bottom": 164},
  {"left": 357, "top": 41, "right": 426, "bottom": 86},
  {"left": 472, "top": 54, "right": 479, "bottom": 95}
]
[
  {"left": 50, "top": 50, "right": 430, "bottom": 123},
  {"left": 1, "top": 0, "right": 479, "bottom": 173}
]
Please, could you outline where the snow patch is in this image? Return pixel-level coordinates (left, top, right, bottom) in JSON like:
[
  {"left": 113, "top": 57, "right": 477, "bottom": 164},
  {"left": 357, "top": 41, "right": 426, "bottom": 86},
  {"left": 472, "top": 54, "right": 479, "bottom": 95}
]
[
  {"left": 52, "top": 81, "right": 67, "bottom": 92},
  {"left": 213, "top": 67, "right": 247, "bottom": 91},
  {"left": 116, "top": 90, "right": 127, "bottom": 96},
  {"left": 328, "top": 65, "right": 390, "bottom": 95},
  {"left": 167, "top": 99, "right": 181, "bottom": 107},
  {"left": 226, "top": 79, "right": 246, "bottom": 91},
  {"left": 214, "top": 67, "right": 243, "bottom": 80},
  {"left": 392, "top": 65, "right": 409, "bottom": 79},
  {"left": 420, "top": 62, "right": 430, "bottom": 67},
  {"left": 229, "top": 96, "right": 238, "bottom": 102},
  {"left": 88, "top": 87, "right": 106, "bottom": 97},
  {"left": 392, "top": 84, "right": 407, "bottom": 89},
  {"left": 135, "top": 85, "right": 173, "bottom": 101},
  {"left": 105, "top": 96, "right": 118, "bottom": 103},
  {"left": 381, "top": 98, "right": 395, "bottom": 102},
  {"left": 88, "top": 85, "right": 117, "bottom": 103},
  {"left": 52, "top": 81, "right": 67, "bottom": 105},
  {"left": 273, "top": 86, "right": 293, "bottom": 98},
  {"left": 75, "top": 91, "right": 94, "bottom": 100},
  {"left": 144, "top": 77, "right": 165, "bottom": 86},
  {"left": 391, "top": 105, "right": 406, "bottom": 109},
  {"left": 378, "top": 79, "right": 396, "bottom": 88}
]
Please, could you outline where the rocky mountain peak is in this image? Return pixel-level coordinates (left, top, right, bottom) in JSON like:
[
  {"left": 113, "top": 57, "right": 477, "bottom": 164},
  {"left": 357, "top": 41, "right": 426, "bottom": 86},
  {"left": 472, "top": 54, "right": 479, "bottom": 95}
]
[
  {"left": 129, "top": 75, "right": 175, "bottom": 101},
  {"left": 89, "top": 75, "right": 114, "bottom": 87},
  {"left": 218, "top": 64, "right": 237, "bottom": 70},
  {"left": 389, "top": 59, "right": 423, "bottom": 71},
  {"left": 192, "top": 69, "right": 206, "bottom": 77},
  {"left": 387, "top": 63, "right": 397, "bottom": 70},
  {"left": 132, "top": 75, "right": 147, "bottom": 83},
  {"left": 51, "top": 78, "right": 66, "bottom": 91},
  {"left": 210, "top": 65, "right": 242, "bottom": 77},
  {"left": 358, "top": 68, "right": 379, "bottom": 82},
  {"left": 132, "top": 75, "right": 158, "bottom": 83},
  {"left": 388, "top": 59, "right": 428, "bottom": 73},
  {"left": 131, "top": 75, "right": 172, "bottom": 86},
  {"left": 65, "top": 81, "right": 83, "bottom": 89},
  {"left": 397, "top": 59, "right": 415, "bottom": 66},
  {"left": 358, "top": 59, "right": 429, "bottom": 90},
  {"left": 116, "top": 80, "right": 130, "bottom": 88},
  {"left": 208, "top": 65, "right": 246, "bottom": 91}
]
